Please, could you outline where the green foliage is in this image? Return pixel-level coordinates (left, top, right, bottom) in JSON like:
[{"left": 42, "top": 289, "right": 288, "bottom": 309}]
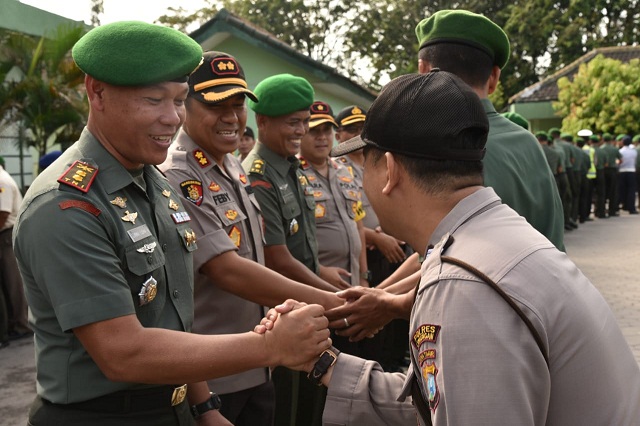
[
  {"left": 553, "top": 55, "right": 640, "bottom": 134},
  {"left": 0, "top": 24, "right": 88, "bottom": 158}
]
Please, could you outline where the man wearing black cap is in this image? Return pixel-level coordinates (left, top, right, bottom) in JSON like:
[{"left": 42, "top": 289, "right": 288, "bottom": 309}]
[
  {"left": 267, "top": 70, "right": 640, "bottom": 425},
  {"left": 414, "top": 10, "right": 565, "bottom": 250},
  {"left": 160, "top": 52, "right": 343, "bottom": 425},
  {"left": 13, "top": 23, "right": 331, "bottom": 426}
]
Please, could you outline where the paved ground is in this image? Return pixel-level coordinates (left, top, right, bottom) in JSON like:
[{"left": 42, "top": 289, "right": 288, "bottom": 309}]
[{"left": 1, "top": 213, "right": 639, "bottom": 425}]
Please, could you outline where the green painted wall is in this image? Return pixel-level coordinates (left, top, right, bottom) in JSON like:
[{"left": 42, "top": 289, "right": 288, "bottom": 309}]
[{"left": 509, "top": 101, "right": 562, "bottom": 132}]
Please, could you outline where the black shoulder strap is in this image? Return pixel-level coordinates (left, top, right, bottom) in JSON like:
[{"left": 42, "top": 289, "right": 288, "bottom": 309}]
[{"left": 411, "top": 255, "right": 549, "bottom": 425}]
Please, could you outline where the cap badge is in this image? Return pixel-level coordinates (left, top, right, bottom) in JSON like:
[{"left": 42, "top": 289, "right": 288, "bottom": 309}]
[
  {"left": 351, "top": 107, "right": 362, "bottom": 115},
  {"left": 110, "top": 196, "right": 127, "bottom": 209},
  {"left": 121, "top": 210, "right": 138, "bottom": 225},
  {"left": 138, "top": 276, "right": 158, "bottom": 306},
  {"left": 212, "top": 57, "right": 240, "bottom": 76}
]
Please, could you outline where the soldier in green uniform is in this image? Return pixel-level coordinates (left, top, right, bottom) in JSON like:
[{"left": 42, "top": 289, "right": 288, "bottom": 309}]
[
  {"left": 561, "top": 133, "right": 583, "bottom": 227},
  {"left": 415, "top": 10, "right": 565, "bottom": 251},
  {"left": 535, "top": 131, "right": 561, "bottom": 176},
  {"left": 13, "top": 23, "right": 331, "bottom": 426},
  {"left": 242, "top": 75, "right": 343, "bottom": 426},
  {"left": 602, "top": 133, "right": 622, "bottom": 216},
  {"left": 593, "top": 134, "right": 608, "bottom": 218}
]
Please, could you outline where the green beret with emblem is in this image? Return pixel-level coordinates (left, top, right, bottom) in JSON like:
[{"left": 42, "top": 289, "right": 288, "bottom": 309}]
[
  {"left": 249, "top": 74, "right": 314, "bottom": 117},
  {"left": 560, "top": 132, "right": 573, "bottom": 141},
  {"left": 72, "top": 21, "right": 203, "bottom": 86},
  {"left": 548, "top": 127, "right": 561, "bottom": 136},
  {"left": 415, "top": 10, "right": 510, "bottom": 69}
]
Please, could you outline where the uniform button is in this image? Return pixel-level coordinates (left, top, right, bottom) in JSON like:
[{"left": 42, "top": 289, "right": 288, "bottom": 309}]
[
  {"left": 162, "top": 244, "right": 168, "bottom": 252},
  {"left": 173, "top": 290, "right": 180, "bottom": 298},
  {"left": 147, "top": 256, "right": 153, "bottom": 264}
]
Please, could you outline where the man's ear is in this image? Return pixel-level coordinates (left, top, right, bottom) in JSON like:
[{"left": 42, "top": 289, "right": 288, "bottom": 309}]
[
  {"left": 418, "top": 59, "right": 431, "bottom": 74},
  {"left": 487, "top": 65, "right": 501, "bottom": 95},
  {"left": 382, "top": 152, "right": 400, "bottom": 195},
  {"left": 86, "top": 76, "right": 106, "bottom": 111}
]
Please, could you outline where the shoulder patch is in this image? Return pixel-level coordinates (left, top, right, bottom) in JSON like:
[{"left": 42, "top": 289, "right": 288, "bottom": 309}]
[
  {"left": 57, "top": 160, "right": 98, "bottom": 193},
  {"left": 250, "top": 159, "right": 265, "bottom": 175},
  {"left": 412, "top": 324, "right": 441, "bottom": 348},
  {"left": 58, "top": 200, "right": 101, "bottom": 217},
  {"left": 180, "top": 180, "right": 203, "bottom": 206}
]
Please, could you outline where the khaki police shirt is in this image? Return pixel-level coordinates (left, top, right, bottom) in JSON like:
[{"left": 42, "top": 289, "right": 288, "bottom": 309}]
[
  {"left": 334, "top": 155, "right": 379, "bottom": 230},
  {"left": 160, "top": 130, "right": 268, "bottom": 395},
  {"left": 299, "top": 157, "right": 362, "bottom": 286},
  {"left": 0, "top": 165, "right": 22, "bottom": 230},
  {"left": 13, "top": 129, "right": 196, "bottom": 403},
  {"left": 242, "top": 142, "right": 319, "bottom": 274},
  {"left": 324, "top": 188, "right": 640, "bottom": 425}
]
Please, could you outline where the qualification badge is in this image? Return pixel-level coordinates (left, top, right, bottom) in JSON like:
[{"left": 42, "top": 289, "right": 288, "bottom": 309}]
[
  {"left": 289, "top": 218, "right": 299, "bottom": 235},
  {"left": 169, "top": 199, "right": 180, "bottom": 211},
  {"left": 228, "top": 226, "right": 241, "bottom": 247},
  {"left": 121, "top": 210, "right": 138, "bottom": 224},
  {"left": 138, "top": 276, "right": 158, "bottom": 306},
  {"left": 162, "top": 189, "right": 171, "bottom": 198},
  {"left": 184, "top": 229, "right": 197, "bottom": 247},
  {"left": 136, "top": 242, "right": 157, "bottom": 253},
  {"left": 110, "top": 196, "right": 127, "bottom": 208}
]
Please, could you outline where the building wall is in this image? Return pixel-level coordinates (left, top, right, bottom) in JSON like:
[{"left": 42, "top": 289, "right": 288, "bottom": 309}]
[{"left": 509, "top": 101, "right": 562, "bottom": 133}]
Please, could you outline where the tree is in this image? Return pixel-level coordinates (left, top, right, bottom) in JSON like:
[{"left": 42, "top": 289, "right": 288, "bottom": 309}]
[
  {"left": 553, "top": 54, "right": 640, "bottom": 134},
  {"left": 0, "top": 24, "right": 88, "bottom": 159}
]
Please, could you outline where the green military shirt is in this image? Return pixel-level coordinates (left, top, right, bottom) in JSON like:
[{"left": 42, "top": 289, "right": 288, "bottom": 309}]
[
  {"left": 481, "top": 99, "right": 565, "bottom": 251},
  {"left": 13, "top": 129, "right": 196, "bottom": 403},
  {"left": 242, "top": 142, "right": 319, "bottom": 274},
  {"left": 601, "top": 143, "right": 622, "bottom": 168},
  {"left": 555, "top": 139, "right": 574, "bottom": 170},
  {"left": 542, "top": 144, "right": 560, "bottom": 175},
  {"left": 570, "top": 144, "right": 585, "bottom": 172},
  {"left": 594, "top": 145, "right": 605, "bottom": 170}
]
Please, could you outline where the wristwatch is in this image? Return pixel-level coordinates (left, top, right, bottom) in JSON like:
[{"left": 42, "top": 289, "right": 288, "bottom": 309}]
[
  {"left": 190, "top": 392, "right": 222, "bottom": 418},
  {"left": 360, "top": 270, "right": 372, "bottom": 282},
  {"left": 307, "top": 347, "right": 340, "bottom": 386}
]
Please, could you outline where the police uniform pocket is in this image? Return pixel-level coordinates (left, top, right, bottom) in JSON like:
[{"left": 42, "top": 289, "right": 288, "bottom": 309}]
[
  {"left": 341, "top": 188, "right": 361, "bottom": 219},
  {"left": 282, "top": 191, "right": 302, "bottom": 220},
  {"left": 212, "top": 203, "right": 247, "bottom": 227}
]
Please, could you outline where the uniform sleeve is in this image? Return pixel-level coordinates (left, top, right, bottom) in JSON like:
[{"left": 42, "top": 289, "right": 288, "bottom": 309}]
[
  {"left": 163, "top": 168, "right": 237, "bottom": 272},
  {"left": 14, "top": 195, "right": 135, "bottom": 332},
  {"left": 323, "top": 354, "right": 417, "bottom": 425},
  {"left": 248, "top": 175, "right": 286, "bottom": 246},
  {"left": 417, "top": 277, "right": 550, "bottom": 426}
]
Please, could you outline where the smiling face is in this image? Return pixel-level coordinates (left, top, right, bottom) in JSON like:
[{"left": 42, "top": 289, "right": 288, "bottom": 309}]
[
  {"left": 88, "top": 78, "right": 189, "bottom": 169},
  {"left": 301, "top": 122, "right": 334, "bottom": 164},
  {"left": 183, "top": 94, "right": 247, "bottom": 164},
  {"left": 257, "top": 110, "right": 310, "bottom": 158}
]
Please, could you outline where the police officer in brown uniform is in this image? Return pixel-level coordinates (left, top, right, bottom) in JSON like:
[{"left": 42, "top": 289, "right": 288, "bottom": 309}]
[{"left": 160, "top": 52, "right": 345, "bottom": 425}]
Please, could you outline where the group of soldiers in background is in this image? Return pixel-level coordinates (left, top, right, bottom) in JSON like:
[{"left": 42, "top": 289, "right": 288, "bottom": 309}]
[{"left": 533, "top": 128, "right": 639, "bottom": 230}]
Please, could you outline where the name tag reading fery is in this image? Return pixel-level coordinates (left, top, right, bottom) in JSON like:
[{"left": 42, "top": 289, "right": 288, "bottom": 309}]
[{"left": 128, "top": 225, "right": 152, "bottom": 243}]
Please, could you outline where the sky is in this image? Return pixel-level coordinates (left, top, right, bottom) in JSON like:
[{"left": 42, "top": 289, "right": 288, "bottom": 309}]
[{"left": 21, "top": 0, "right": 209, "bottom": 25}]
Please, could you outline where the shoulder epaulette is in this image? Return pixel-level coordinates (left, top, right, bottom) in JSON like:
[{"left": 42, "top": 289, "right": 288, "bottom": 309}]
[
  {"left": 335, "top": 156, "right": 348, "bottom": 164},
  {"left": 249, "top": 158, "right": 266, "bottom": 175},
  {"left": 298, "top": 156, "right": 312, "bottom": 170},
  {"left": 192, "top": 149, "right": 211, "bottom": 168},
  {"left": 57, "top": 160, "right": 98, "bottom": 193}
]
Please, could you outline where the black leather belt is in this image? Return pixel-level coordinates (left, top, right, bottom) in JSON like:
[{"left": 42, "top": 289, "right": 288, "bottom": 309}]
[{"left": 43, "top": 384, "right": 188, "bottom": 413}]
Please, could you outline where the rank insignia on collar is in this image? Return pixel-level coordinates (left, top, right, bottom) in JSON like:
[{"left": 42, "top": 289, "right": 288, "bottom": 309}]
[
  {"left": 184, "top": 229, "right": 197, "bottom": 247},
  {"left": 162, "top": 189, "right": 171, "bottom": 198},
  {"left": 136, "top": 242, "right": 157, "bottom": 253},
  {"left": 138, "top": 276, "right": 158, "bottom": 306},
  {"left": 193, "top": 149, "right": 210, "bottom": 168},
  {"left": 110, "top": 196, "right": 127, "bottom": 208},
  {"left": 57, "top": 160, "right": 98, "bottom": 193},
  {"left": 209, "top": 181, "right": 221, "bottom": 192},
  {"left": 239, "top": 174, "right": 247, "bottom": 184},
  {"left": 289, "top": 218, "right": 299, "bottom": 235},
  {"left": 121, "top": 210, "right": 138, "bottom": 225},
  {"left": 225, "top": 209, "right": 238, "bottom": 221},
  {"left": 228, "top": 226, "right": 241, "bottom": 247},
  {"left": 169, "top": 199, "right": 180, "bottom": 211},
  {"left": 171, "top": 211, "right": 191, "bottom": 224}
]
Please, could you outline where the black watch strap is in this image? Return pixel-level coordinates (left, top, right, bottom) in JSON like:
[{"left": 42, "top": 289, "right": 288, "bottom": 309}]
[
  {"left": 307, "top": 347, "right": 340, "bottom": 386},
  {"left": 190, "top": 392, "right": 222, "bottom": 418}
]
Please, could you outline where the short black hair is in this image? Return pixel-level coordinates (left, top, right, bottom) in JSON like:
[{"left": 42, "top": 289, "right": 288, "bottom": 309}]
[{"left": 418, "top": 43, "right": 494, "bottom": 88}]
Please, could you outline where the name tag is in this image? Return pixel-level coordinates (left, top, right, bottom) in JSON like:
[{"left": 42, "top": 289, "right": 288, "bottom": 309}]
[{"left": 128, "top": 224, "right": 152, "bottom": 242}]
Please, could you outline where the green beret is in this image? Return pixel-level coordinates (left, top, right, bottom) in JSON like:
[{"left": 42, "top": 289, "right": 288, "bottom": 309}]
[
  {"left": 548, "top": 127, "right": 561, "bottom": 136},
  {"left": 560, "top": 132, "right": 573, "bottom": 141},
  {"left": 501, "top": 112, "right": 529, "bottom": 129},
  {"left": 535, "top": 131, "right": 549, "bottom": 141},
  {"left": 415, "top": 10, "right": 510, "bottom": 69},
  {"left": 616, "top": 133, "right": 626, "bottom": 141},
  {"left": 633, "top": 135, "right": 640, "bottom": 143},
  {"left": 249, "top": 74, "right": 314, "bottom": 117},
  {"left": 589, "top": 135, "right": 600, "bottom": 142},
  {"left": 602, "top": 132, "right": 613, "bottom": 141},
  {"left": 72, "top": 21, "right": 203, "bottom": 86}
]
